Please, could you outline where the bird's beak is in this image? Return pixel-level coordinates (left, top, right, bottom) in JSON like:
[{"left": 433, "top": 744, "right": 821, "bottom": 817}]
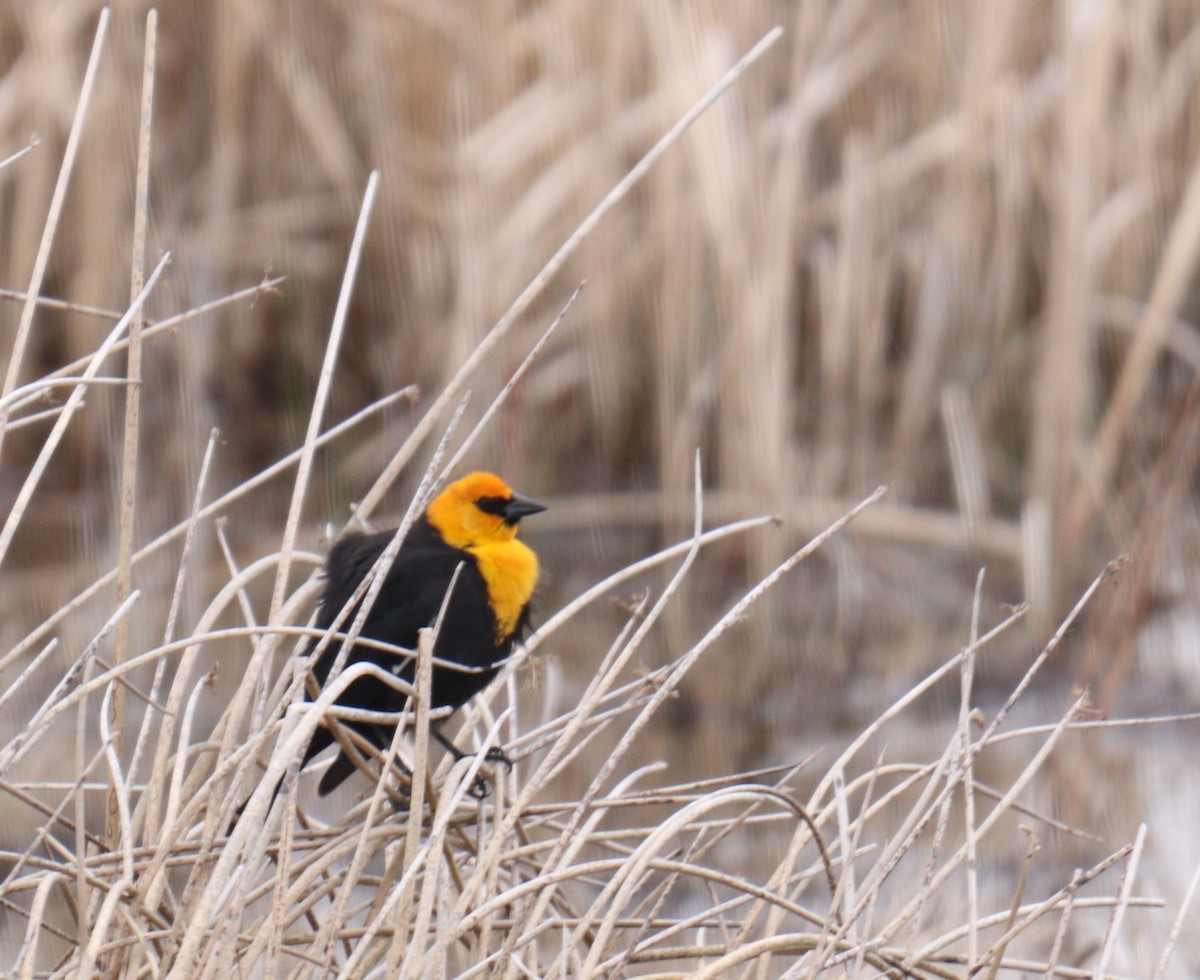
[{"left": 502, "top": 493, "right": 547, "bottom": 524}]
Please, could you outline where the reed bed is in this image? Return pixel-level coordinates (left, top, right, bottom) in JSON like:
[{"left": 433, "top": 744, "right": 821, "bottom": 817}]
[
  {"left": 2, "top": 2, "right": 1200, "bottom": 976},
  {"left": 0, "top": 414, "right": 1186, "bottom": 974},
  {"left": 1, "top": 1, "right": 1198, "bottom": 640}
]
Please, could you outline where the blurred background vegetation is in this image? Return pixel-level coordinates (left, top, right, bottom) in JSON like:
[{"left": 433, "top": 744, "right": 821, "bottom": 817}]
[{"left": 2, "top": 0, "right": 1200, "bottom": 963}]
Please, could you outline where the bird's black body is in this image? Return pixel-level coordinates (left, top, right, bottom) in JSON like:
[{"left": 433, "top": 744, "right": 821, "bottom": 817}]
[
  {"left": 225, "top": 474, "right": 541, "bottom": 829},
  {"left": 300, "top": 514, "right": 534, "bottom": 796}
]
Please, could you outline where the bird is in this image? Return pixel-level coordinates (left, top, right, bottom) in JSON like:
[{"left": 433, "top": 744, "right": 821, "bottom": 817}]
[{"left": 297, "top": 471, "right": 545, "bottom": 797}]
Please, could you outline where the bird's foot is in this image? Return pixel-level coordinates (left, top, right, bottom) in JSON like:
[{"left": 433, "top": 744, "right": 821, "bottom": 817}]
[
  {"left": 481, "top": 746, "right": 514, "bottom": 771},
  {"left": 466, "top": 747, "right": 514, "bottom": 799}
]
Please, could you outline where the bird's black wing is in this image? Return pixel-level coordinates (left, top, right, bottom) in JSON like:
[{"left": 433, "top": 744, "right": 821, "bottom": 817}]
[
  {"left": 308, "top": 527, "right": 458, "bottom": 686},
  {"left": 301, "top": 522, "right": 495, "bottom": 795}
]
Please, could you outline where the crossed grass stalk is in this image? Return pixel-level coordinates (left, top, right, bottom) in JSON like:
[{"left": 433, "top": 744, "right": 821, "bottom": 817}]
[{"left": 0, "top": 12, "right": 1197, "bottom": 979}]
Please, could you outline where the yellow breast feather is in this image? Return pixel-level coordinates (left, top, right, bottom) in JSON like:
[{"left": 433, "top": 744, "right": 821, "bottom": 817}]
[{"left": 470, "top": 538, "right": 539, "bottom": 642}]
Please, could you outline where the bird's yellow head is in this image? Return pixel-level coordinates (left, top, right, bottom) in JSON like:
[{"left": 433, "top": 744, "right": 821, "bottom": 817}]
[
  {"left": 426, "top": 472, "right": 545, "bottom": 641},
  {"left": 425, "top": 471, "right": 546, "bottom": 550}
]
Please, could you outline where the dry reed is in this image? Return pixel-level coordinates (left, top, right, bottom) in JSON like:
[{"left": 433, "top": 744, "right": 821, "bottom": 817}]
[{"left": 2, "top": 2, "right": 1200, "bottom": 976}]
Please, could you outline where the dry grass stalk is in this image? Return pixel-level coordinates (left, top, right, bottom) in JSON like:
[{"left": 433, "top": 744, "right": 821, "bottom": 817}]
[
  {"left": 3, "top": 4, "right": 1200, "bottom": 976},
  {"left": 0, "top": 238, "right": 1181, "bottom": 977}
]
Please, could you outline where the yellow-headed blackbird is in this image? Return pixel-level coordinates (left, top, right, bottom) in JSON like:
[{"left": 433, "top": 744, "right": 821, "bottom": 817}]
[{"left": 299, "top": 471, "right": 545, "bottom": 796}]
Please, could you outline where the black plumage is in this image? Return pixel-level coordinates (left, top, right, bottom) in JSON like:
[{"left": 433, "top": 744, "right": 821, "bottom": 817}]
[
  {"left": 292, "top": 472, "right": 544, "bottom": 798},
  {"left": 299, "top": 519, "right": 530, "bottom": 795}
]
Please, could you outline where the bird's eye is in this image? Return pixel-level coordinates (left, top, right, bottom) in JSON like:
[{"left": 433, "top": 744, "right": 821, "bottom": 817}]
[{"left": 475, "top": 495, "right": 511, "bottom": 516}]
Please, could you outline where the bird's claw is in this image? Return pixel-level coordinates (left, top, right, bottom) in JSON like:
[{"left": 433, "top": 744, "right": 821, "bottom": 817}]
[
  {"left": 465, "top": 747, "right": 513, "bottom": 799},
  {"left": 482, "top": 746, "right": 514, "bottom": 771}
]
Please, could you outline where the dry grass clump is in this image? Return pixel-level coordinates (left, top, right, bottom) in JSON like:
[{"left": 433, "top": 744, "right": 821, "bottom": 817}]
[
  {"left": 0, "top": 443, "right": 1190, "bottom": 974},
  {"left": 3, "top": 7, "right": 1200, "bottom": 977},
  {"left": 2, "top": 0, "right": 1199, "bottom": 656}
]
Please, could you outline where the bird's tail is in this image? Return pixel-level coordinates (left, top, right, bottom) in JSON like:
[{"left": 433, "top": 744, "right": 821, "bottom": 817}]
[
  {"left": 317, "top": 752, "right": 360, "bottom": 797},
  {"left": 227, "top": 723, "right": 341, "bottom": 833},
  {"left": 226, "top": 772, "right": 283, "bottom": 836}
]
